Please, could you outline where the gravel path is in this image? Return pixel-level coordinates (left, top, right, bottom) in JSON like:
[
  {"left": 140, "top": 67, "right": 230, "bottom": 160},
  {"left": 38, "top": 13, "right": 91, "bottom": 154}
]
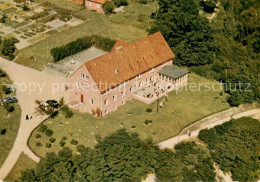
[
  {"left": 0, "top": 57, "right": 69, "bottom": 180},
  {"left": 158, "top": 107, "right": 260, "bottom": 149}
]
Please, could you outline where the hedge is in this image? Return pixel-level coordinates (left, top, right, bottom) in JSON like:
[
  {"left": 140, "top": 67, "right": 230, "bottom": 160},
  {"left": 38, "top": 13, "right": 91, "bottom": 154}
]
[{"left": 50, "top": 35, "right": 116, "bottom": 62}]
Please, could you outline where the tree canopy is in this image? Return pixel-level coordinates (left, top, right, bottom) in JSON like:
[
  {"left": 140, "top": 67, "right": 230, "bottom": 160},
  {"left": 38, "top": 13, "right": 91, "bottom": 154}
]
[
  {"left": 199, "top": 117, "right": 260, "bottom": 181},
  {"left": 20, "top": 129, "right": 215, "bottom": 181}
]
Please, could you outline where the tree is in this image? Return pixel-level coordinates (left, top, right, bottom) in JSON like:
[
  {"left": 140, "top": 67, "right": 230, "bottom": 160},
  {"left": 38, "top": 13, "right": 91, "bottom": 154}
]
[
  {"left": 114, "top": 0, "right": 128, "bottom": 7},
  {"left": 22, "top": 3, "right": 30, "bottom": 11},
  {"left": 21, "top": 129, "right": 216, "bottom": 181},
  {"left": 0, "top": 14, "right": 7, "bottom": 23},
  {"left": 102, "top": 1, "right": 115, "bottom": 15},
  {"left": 150, "top": 0, "right": 214, "bottom": 66},
  {"left": 198, "top": 117, "right": 260, "bottom": 181},
  {"left": 1, "top": 38, "right": 16, "bottom": 57}
]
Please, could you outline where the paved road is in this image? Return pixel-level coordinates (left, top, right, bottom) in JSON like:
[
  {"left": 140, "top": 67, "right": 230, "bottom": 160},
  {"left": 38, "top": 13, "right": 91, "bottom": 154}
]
[
  {"left": 159, "top": 108, "right": 260, "bottom": 149},
  {"left": 0, "top": 58, "right": 69, "bottom": 180}
]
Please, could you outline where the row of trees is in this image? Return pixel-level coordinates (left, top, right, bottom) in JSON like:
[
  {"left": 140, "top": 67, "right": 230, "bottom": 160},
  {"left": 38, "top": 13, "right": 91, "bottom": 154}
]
[
  {"left": 50, "top": 35, "right": 116, "bottom": 62},
  {"left": 150, "top": 0, "right": 260, "bottom": 106},
  {"left": 20, "top": 129, "right": 215, "bottom": 181},
  {"left": 198, "top": 117, "right": 260, "bottom": 181}
]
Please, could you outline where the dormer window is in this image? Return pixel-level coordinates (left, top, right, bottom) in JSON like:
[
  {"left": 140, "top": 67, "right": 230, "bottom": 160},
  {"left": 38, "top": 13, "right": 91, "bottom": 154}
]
[{"left": 115, "top": 69, "right": 118, "bottom": 74}]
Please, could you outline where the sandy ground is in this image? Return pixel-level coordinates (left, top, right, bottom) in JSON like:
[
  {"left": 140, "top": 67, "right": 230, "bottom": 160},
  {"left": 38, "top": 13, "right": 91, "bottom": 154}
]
[{"left": 0, "top": 57, "right": 69, "bottom": 180}]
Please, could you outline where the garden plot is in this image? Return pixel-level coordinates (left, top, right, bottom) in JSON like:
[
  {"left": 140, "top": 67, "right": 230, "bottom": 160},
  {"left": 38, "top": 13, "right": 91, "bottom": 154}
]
[{"left": 0, "top": 1, "right": 84, "bottom": 50}]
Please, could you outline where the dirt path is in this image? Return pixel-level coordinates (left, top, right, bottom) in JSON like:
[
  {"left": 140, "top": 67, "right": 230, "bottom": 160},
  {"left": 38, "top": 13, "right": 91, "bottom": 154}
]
[
  {"left": 158, "top": 106, "right": 260, "bottom": 149},
  {"left": 0, "top": 57, "right": 69, "bottom": 180},
  {"left": 143, "top": 106, "right": 259, "bottom": 182}
]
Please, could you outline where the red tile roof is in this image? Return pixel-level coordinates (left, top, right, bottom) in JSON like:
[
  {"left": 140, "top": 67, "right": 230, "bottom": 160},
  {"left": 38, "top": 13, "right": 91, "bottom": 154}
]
[
  {"left": 87, "top": 0, "right": 106, "bottom": 4},
  {"left": 85, "top": 32, "right": 175, "bottom": 92}
]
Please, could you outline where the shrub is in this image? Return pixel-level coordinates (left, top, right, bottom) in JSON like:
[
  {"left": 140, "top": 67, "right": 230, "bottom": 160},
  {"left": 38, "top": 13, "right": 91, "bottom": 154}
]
[
  {"left": 45, "top": 129, "right": 53, "bottom": 137},
  {"left": 45, "top": 142, "right": 52, "bottom": 148},
  {"left": 0, "top": 128, "right": 7, "bottom": 135},
  {"left": 102, "top": 1, "right": 115, "bottom": 15},
  {"left": 38, "top": 124, "right": 47, "bottom": 133},
  {"left": 59, "top": 141, "right": 66, "bottom": 147},
  {"left": 146, "top": 108, "right": 152, "bottom": 113},
  {"left": 62, "top": 136, "right": 67, "bottom": 141},
  {"left": 49, "top": 137, "right": 56, "bottom": 143},
  {"left": 3, "top": 103, "right": 14, "bottom": 112},
  {"left": 50, "top": 36, "right": 115, "bottom": 62},
  {"left": 8, "top": 54, "right": 15, "bottom": 60},
  {"left": 114, "top": 0, "right": 128, "bottom": 7},
  {"left": 71, "top": 139, "right": 78, "bottom": 145},
  {"left": 35, "top": 134, "right": 41, "bottom": 139},
  {"left": 2, "top": 86, "right": 12, "bottom": 94},
  {"left": 36, "top": 142, "right": 42, "bottom": 147},
  {"left": 91, "top": 108, "right": 96, "bottom": 115},
  {"left": 62, "top": 105, "right": 74, "bottom": 119},
  {"left": 96, "top": 108, "right": 101, "bottom": 118}
]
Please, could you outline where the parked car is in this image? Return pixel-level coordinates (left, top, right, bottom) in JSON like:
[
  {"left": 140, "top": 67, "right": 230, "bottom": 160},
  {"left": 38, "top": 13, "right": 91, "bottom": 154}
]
[
  {"left": 45, "top": 100, "right": 60, "bottom": 109},
  {"left": 0, "top": 97, "right": 18, "bottom": 105}
]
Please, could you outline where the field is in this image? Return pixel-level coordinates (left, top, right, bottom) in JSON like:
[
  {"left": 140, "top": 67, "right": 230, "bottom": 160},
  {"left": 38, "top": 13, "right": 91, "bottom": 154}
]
[
  {"left": 4, "top": 153, "right": 37, "bottom": 181},
  {"left": 0, "top": 69, "right": 21, "bottom": 168},
  {"left": 15, "top": 1, "right": 156, "bottom": 70},
  {"left": 28, "top": 73, "right": 230, "bottom": 157},
  {"left": 35, "top": 0, "right": 84, "bottom": 12}
]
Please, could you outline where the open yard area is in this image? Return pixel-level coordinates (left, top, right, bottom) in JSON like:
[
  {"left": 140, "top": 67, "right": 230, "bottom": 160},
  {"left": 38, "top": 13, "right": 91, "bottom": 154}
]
[
  {"left": 29, "top": 73, "right": 230, "bottom": 157},
  {"left": 15, "top": 1, "right": 156, "bottom": 70},
  {"left": 0, "top": 69, "right": 21, "bottom": 168},
  {"left": 4, "top": 152, "right": 37, "bottom": 181}
]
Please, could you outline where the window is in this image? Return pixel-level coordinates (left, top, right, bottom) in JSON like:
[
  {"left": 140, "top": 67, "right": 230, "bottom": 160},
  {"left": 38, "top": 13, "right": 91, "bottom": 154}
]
[
  {"left": 121, "top": 91, "right": 125, "bottom": 97},
  {"left": 113, "top": 95, "right": 117, "bottom": 101},
  {"left": 80, "top": 73, "right": 84, "bottom": 79},
  {"left": 104, "top": 99, "right": 109, "bottom": 106},
  {"left": 96, "top": 4, "right": 100, "bottom": 8},
  {"left": 105, "top": 110, "right": 108, "bottom": 114},
  {"left": 89, "top": 98, "right": 94, "bottom": 105},
  {"left": 85, "top": 75, "right": 89, "bottom": 81},
  {"left": 89, "top": 2, "right": 92, "bottom": 6}
]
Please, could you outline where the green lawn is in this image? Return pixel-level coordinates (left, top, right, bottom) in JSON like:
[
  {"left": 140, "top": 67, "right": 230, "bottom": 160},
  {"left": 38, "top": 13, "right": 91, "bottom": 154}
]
[
  {"left": 29, "top": 73, "right": 230, "bottom": 158},
  {"left": 108, "top": 1, "right": 157, "bottom": 30},
  {"left": 5, "top": 152, "right": 37, "bottom": 181},
  {"left": 15, "top": 2, "right": 154, "bottom": 70},
  {"left": 35, "top": 0, "right": 84, "bottom": 12},
  {"left": 0, "top": 69, "right": 21, "bottom": 168}
]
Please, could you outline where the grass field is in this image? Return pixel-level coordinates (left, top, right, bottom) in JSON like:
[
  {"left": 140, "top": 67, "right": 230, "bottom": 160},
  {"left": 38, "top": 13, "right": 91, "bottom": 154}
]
[
  {"left": 4, "top": 152, "right": 37, "bottom": 181},
  {"left": 0, "top": 69, "right": 21, "bottom": 168},
  {"left": 35, "top": 0, "right": 84, "bottom": 12},
  {"left": 15, "top": 1, "right": 155, "bottom": 70},
  {"left": 108, "top": 1, "right": 157, "bottom": 30},
  {"left": 29, "top": 73, "right": 230, "bottom": 157}
]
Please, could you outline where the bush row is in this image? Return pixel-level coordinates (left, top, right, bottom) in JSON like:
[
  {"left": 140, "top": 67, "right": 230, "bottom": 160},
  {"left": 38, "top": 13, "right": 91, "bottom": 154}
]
[{"left": 50, "top": 35, "right": 116, "bottom": 62}]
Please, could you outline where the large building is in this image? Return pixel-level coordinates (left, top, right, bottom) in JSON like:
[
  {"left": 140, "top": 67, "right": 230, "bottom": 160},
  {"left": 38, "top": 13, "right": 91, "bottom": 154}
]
[
  {"left": 67, "top": 0, "right": 106, "bottom": 13},
  {"left": 69, "top": 32, "right": 189, "bottom": 117}
]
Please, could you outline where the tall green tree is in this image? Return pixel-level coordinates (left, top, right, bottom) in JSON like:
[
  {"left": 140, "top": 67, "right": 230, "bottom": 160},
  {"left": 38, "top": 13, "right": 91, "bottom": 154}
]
[{"left": 150, "top": 0, "right": 214, "bottom": 66}]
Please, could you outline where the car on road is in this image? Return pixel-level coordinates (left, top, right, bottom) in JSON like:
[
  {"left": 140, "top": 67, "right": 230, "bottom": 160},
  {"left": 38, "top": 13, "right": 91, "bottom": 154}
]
[{"left": 0, "top": 97, "right": 18, "bottom": 105}]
